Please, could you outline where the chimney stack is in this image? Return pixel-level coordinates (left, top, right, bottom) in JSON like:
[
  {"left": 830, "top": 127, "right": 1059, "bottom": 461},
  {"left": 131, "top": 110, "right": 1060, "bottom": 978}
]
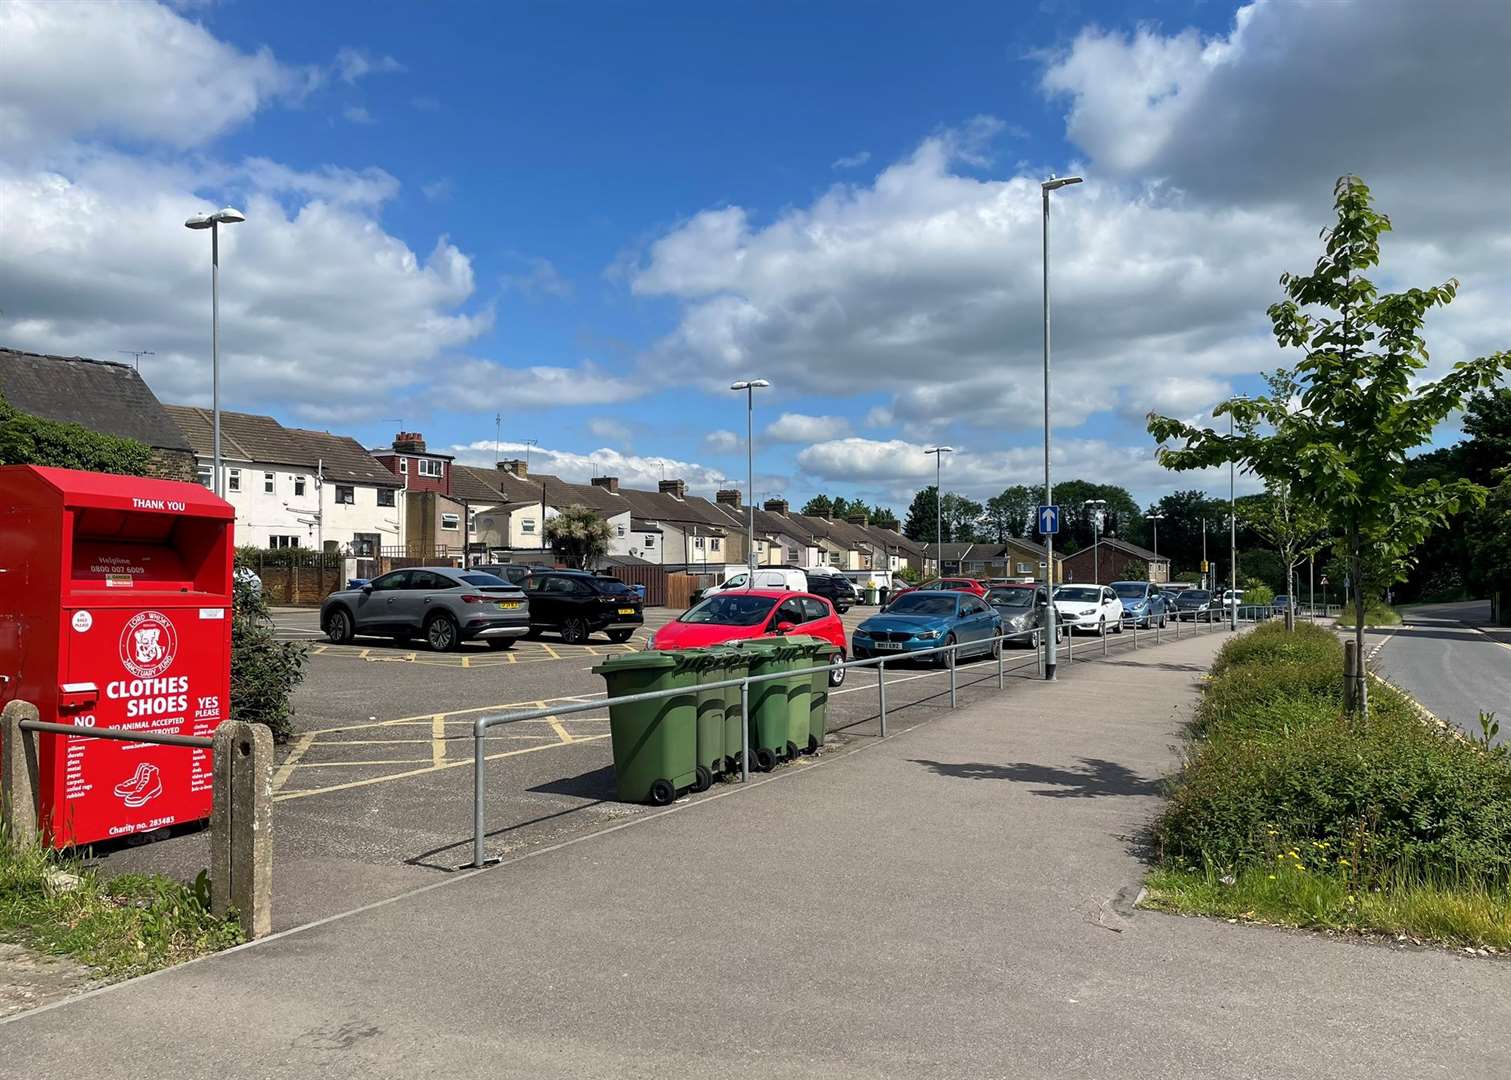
[
  {"left": 715, "top": 489, "right": 742, "bottom": 508},
  {"left": 497, "top": 458, "right": 528, "bottom": 478},
  {"left": 846, "top": 511, "right": 869, "bottom": 526},
  {"left": 658, "top": 479, "right": 687, "bottom": 498},
  {"left": 591, "top": 476, "right": 620, "bottom": 493},
  {"left": 393, "top": 431, "right": 427, "bottom": 453},
  {"left": 763, "top": 498, "right": 789, "bottom": 514}
]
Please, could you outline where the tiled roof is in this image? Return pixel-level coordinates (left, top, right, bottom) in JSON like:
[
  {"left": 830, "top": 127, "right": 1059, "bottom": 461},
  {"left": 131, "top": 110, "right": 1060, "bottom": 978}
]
[
  {"left": 1, "top": 349, "right": 192, "bottom": 453},
  {"left": 164, "top": 405, "right": 399, "bottom": 486},
  {"left": 1087, "top": 536, "right": 1168, "bottom": 563}
]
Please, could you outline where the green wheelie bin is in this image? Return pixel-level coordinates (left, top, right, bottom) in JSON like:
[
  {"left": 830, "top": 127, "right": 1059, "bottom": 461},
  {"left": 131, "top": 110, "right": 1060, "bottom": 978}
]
[
  {"left": 779, "top": 636, "right": 822, "bottom": 759},
  {"left": 709, "top": 646, "right": 751, "bottom": 774},
  {"left": 807, "top": 640, "right": 841, "bottom": 754},
  {"left": 688, "top": 649, "right": 739, "bottom": 789},
  {"left": 591, "top": 650, "right": 698, "bottom": 805},
  {"left": 734, "top": 638, "right": 791, "bottom": 770}
]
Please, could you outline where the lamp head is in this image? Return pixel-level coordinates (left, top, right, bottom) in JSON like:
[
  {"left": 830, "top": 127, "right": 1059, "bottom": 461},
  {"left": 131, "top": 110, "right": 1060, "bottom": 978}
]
[
  {"left": 924, "top": 446, "right": 955, "bottom": 456},
  {"left": 184, "top": 213, "right": 213, "bottom": 230},
  {"left": 730, "top": 378, "right": 770, "bottom": 391},
  {"left": 1042, "top": 175, "right": 1084, "bottom": 192},
  {"left": 213, "top": 207, "right": 246, "bottom": 224}
]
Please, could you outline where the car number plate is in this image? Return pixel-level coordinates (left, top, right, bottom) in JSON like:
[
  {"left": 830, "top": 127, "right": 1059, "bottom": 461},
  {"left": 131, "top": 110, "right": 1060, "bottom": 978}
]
[
  {"left": 497, "top": 601, "right": 522, "bottom": 610},
  {"left": 874, "top": 641, "right": 902, "bottom": 651},
  {"left": 617, "top": 607, "right": 636, "bottom": 615}
]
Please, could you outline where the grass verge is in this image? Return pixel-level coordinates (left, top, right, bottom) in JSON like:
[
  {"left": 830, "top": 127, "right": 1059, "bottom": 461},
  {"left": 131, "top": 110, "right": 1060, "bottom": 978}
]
[
  {"left": 1146, "top": 620, "right": 1511, "bottom": 951},
  {"left": 0, "top": 841, "right": 243, "bottom": 980},
  {"left": 1334, "top": 602, "right": 1403, "bottom": 627}
]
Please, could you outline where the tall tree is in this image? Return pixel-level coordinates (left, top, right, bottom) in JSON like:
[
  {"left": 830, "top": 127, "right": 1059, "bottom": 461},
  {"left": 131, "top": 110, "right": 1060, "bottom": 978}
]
[
  {"left": 800, "top": 495, "right": 833, "bottom": 517},
  {"left": 941, "top": 493, "right": 984, "bottom": 544},
  {"left": 982, "top": 485, "right": 1036, "bottom": 543},
  {"left": 1054, "top": 480, "right": 1140, "bottom": 550},
  {"left": 1147, "top": 489, "right": 1226, "bottom": 573},
  {"left": 903, "top": 486, "right": 942, "bottom": 542},
  {"left": 1150, "top": 176, "right": 1511, "bottom": 714}
]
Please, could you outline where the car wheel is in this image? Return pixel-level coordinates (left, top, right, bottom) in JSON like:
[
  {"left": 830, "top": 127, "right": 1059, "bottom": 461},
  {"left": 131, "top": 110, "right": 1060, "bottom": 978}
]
[
  {"left": 991, "top": 635, "right": 1002, "bottom": 659},
  {"left": 837, "top": 604, "right": 850, "bottom": 614},
  {"left": 325, "top": 608, "right": 354, "bottom": 645},
  {"left": 1096, "top": 617, "right": 1105, "bottom": 638},
  {"left": 606, "top": 629, "right": 634, "bottom": 644},
  {"left": 1114, "top": 617, "right": 1124, "bottom": 634},
  {"left": 828, "top": 651, "right": 846, "bottom": 687},
  {"left": 560, "top": 618, "right": 589, "bottom": 645},
  {"left": 1159, "top": 613, "right": 1168, "bottom": 629},
  {"left": 486, "top": 638, "right": 515, "bottom": 650},
  {"left": 938, "top": 633, "right": 957, "bottom": 669},
  {"left": 426, "top": 614, "right": 460, "bottom": 652},
  {"left": 1055, "top": 624, "right": 1064, "bottom": 645}
]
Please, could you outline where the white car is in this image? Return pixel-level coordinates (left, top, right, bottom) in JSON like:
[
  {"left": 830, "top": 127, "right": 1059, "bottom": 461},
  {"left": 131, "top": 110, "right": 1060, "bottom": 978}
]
[
  {"left": 702, "top": 566, "right": 808, "bottom": 599},
  {"left": 1218, "top": 589, "right": 1245, "bottom": 608},
  {"left": 1052, "top": 584, "right": 1125, "bottom": 636}
]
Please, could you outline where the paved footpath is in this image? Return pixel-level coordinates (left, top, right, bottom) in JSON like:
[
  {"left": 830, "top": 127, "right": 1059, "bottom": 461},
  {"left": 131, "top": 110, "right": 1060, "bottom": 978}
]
[{"left": 5, "top": 630, "right": 1508, "bottom": 1079}]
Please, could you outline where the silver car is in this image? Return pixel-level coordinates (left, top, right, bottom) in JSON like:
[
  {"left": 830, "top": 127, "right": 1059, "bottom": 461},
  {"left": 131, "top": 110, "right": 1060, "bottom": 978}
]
[{"left": 320, "top": 567, "right": 530, "bottom": 651}]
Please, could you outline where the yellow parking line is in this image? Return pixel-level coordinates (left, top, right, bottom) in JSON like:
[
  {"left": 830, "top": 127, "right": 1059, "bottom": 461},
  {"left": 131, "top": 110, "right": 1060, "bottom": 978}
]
[
  {"left": 293, "top": 758, "right": 434, "bottom": 768},
  {"left": 274, "top": 733, "right": 611, "bottom": 802},
  {"left": 300, "top": 692, "right": 610, "bottom": 738},
  {"left": 406, "top": 651, "right": 418, "bottom": 662},
  {"left": 432, "top": 713, "right": 446, "bottom": 767},
  {"left": 548, "top": 718, "right": 573, "bottom": 743},
  {"left": 461, "top": 655, "right": 472, "bottom": 669},
  {"left": 542, "top": 642, "right": 561, "bottom": 660},
  {"left": 312, "top": 645, "right": 329, "bottom": 656},
  {"left": 270, "top": 732, "right": 315, "bottom": 793},
  {"left": 358, "top": 648, "right": 370, "bottom": 660}
]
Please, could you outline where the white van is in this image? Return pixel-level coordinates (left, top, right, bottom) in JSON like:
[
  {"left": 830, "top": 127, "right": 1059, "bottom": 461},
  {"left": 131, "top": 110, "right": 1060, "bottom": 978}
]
[{"left": 703, "top": 566, "right": 808, "bottom": 598}]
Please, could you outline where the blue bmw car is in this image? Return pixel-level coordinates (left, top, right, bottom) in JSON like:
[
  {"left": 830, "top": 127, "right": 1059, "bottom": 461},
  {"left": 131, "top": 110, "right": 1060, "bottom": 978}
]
[{"left": 852, "top": 590, "right": 1003, "bottom": 667}]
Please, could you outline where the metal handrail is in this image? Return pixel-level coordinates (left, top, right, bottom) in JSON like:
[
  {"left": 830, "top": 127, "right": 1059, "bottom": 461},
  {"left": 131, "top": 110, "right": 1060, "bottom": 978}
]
[{"left": 18, "top": 718, "right": 214, "bottom": 749}]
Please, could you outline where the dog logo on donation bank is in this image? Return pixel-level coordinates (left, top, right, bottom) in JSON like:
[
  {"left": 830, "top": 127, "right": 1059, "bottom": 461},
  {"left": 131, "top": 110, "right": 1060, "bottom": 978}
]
[{"left": 119, "top": 611, "right": 178, "bottom": 679}]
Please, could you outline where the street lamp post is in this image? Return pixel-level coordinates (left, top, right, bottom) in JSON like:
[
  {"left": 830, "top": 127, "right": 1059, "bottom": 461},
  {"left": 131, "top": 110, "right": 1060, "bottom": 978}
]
[
  {"left": 1084, "top": 499, "right": 1106, "bottom": 583},
  {"left": 1201, "top": 517, "right": 1207, "bottom": 591},
  {"left": 1041, "top": 174, "right": 1082, "bottom": 680},
  {"left": 184, "top": 208, "right": 246, "bottom": 498},
  {"left": 924, "top": 447, "right": 954, "bottom": 574},
  {"left": 731, "top": 379, "right": 770, "bottom": 573},
  {"left": 1229, "top": 403, "right": 1240, "bottom": 630}
]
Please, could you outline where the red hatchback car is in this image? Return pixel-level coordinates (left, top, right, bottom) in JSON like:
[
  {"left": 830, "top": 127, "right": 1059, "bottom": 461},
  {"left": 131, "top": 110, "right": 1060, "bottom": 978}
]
[
  {"left": 651, "top": 589, "right": 849, "bottom": 686},
  {"left": 886, "top": 577, "right": 988, "bottom": 606}
]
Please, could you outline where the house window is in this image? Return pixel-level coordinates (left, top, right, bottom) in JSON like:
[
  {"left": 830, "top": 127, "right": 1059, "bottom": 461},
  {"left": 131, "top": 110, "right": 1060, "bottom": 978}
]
[
  {"left": 294, "top": 476, "right": 306, "bottom": 497},
  {"left": 196, "top": 464, "right": 212, "bottom": 488},
  {"left": 644, "top": 534, "right": 656, "bottom": 548},
  {"left": 417, "top": 459, "right": 443, "bottom": 478},
  {"left": 616, "top": 524, "right": 626, "bottom": 537},
  {"left": 1017, "top": 562, "right": 1031, "bottom": 574},
  {"left": 335, "top": 485, "right": 355, "bottom": 505},
  {"left": 467, "top": 508, "right": 477, "bottom": 534},
  {"left": 399, "top": 459, "right": 408, "bottom": 473},
  {"left": 522, "top": 519, "right": 536, "bottom": 534},
  {"left": 377, "top": 488, "right": 395, "bottom": 507},
  {"left": 441, "top": 512, "right": 460, "bottom": 531},
  {"left": 269, "top": 535, "right": 300, "bottom": 549},
  {"left": 263, "top": 472, "right": 275, "bottom": 493},
  {"left": 710, "top": 538, "right": 721, "bottom": 552},
  {"left": 227, "top": 468, "right": 241, "bottom": 492},
  {"left": 694, "top": 537, "right": 705, "bottom": 550}
]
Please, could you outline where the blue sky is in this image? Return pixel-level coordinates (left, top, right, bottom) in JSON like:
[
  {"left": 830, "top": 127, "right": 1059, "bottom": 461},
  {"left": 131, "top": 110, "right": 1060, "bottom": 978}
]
[{"left": 3, "top": 0, "right": 1507, "bottom": 513}]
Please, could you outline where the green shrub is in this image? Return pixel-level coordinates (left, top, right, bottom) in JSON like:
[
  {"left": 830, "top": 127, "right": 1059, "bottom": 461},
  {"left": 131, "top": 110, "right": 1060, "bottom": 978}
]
[
  {"left": 1157, "top": 623, "right": 1511, "bottom": 890},
  {"left": 230, "top": 569, "right": 308, "bottom": 743},
  {"left": 1335, "top": 601, "right": 1402, "bottom": 627},
  {"left": 0, "top": 392, "right": 154, "bottom": 475}
]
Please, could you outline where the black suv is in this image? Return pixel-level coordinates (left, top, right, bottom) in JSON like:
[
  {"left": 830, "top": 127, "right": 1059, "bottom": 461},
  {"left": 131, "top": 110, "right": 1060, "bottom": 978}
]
[
  {"left": 803, "top": 571, "right": 856, "bottom": 613},
  {"left": 473, "top": 563, "right": 537, "bottom": 588},
  {"left": 525, "top": 570, "right": 644, "bottom": 644}
]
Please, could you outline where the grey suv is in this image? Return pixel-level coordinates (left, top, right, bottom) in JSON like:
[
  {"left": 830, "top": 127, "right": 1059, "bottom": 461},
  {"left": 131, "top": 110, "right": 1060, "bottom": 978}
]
[{"left": 320, "top": 567, "right": 530, "bottom": 651}]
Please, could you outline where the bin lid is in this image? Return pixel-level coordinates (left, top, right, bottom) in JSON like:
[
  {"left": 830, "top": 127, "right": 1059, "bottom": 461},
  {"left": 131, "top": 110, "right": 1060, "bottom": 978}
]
[{"left": 590, "top": 650, "right": 679, "bottom": 675}]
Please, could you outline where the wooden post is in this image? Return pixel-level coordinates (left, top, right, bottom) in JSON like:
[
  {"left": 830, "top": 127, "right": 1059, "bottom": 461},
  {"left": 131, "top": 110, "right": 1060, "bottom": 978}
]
[
  {"left": 211, "top": 721, "right": 274, "bottom": 938},
  {"left": 1, "top": 700, "right": 41, "bottom": 850}
]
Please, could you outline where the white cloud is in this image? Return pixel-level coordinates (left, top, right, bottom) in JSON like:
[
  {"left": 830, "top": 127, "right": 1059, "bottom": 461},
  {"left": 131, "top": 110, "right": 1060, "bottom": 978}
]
[
  {"left": 864, "top": 405, "right": 893, "bottom": 428},
  {"left": 433, "top": 360, "right": 639, "bottom": 410},
  {"left": 447, "top": 441, "right": 733, "bottom": 496},
  {"left": 765, "top": 412, "right": 851, "bottom": 442},
  {"left": 502, "top": 257, "right": 573, "bottom": 299},
  {"left": 703, "top": 429, "right": 741, "bottom": 453},
  {"left": 832, "top": 150, "right": 871, "bottom": 170},
  {"left": 334, "top": 47, "right": 405, "bottom": 84},
  {"left": 0, "top": 0, "right": 311, "bottom": 154},
  {"left": 421, "top": 177, "right": 454, "bottom": 203},
  {"left": 343, "top": 105, "right": 375, "bottom": 125},
  {"left": 796, "top": 436, "right": 1262, "bottom": 504},
  {"left": 240, "top": 158, "right": 399, "bottom": 207}
]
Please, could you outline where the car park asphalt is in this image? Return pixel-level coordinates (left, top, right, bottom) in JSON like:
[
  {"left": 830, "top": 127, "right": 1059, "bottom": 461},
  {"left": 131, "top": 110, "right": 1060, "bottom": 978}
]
[{"left": 91, "top": 603, "right": 1221, "bottom": 929}]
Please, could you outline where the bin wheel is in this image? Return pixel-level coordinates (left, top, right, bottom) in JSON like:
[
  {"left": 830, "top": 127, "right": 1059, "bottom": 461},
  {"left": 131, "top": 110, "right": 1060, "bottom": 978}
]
[
  {"left": 727, "top": 754, "right": 741, "bottom": 773},
  {"left": 606, "top": 629, "right": 634, "bottom": 644},
  {"left": 561, "top": 618, "right": 590, "bottom": 645},
  {"left": 648, "top": 779, "right": 677, "bottom": 806},
  {"left": 754, "top": 747, "right": 777, "bottom": 772},
  {"left": 786, "top": 740, "right": 801, "bottom": 760},
  {"left": 806, "top": 734, "right": 819, "bottom": 755},
  {"left": 325, "top": 608, "right": 355, "bottom": 644},
  {"left": 692, "top": 765, "right": 713, "bottom": 793}
]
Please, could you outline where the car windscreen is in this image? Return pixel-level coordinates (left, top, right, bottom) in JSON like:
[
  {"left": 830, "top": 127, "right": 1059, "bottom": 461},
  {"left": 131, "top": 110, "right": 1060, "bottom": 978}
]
[
  {"left": 459, "top": 573, "right": 509, "bottom": 587},
  {"left": 594, "top": 578, "right": 635, "bottom": 595},
  {"left": 1054, "top": 587, "right": 1100, "bottom": 603},
  {"left": 883, "top": 594, "right": 956, "bottom": 616},
  {"left": 1111, "top": 582, "right": 1148, "bottom": 599},
  {"left": 1179, "top": 591, "right": 1211, "bottom": 602},
  {"left": 680, "top": 595, "right": 777, "bottom": 626},
  {"left": 986, "top": 588, "right": 1035, "bottom": 608}
]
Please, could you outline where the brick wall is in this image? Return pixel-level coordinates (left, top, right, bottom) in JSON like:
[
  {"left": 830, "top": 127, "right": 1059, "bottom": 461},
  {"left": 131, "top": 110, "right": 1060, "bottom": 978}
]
[{"left": 145, "top": 448, "right": 197, "bottom": 483}]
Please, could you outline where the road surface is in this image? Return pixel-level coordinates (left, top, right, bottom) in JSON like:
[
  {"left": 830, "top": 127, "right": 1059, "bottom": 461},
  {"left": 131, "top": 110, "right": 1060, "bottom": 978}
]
[{"left": 1370, "top": 600, "right": 1510, "bottom": 746}]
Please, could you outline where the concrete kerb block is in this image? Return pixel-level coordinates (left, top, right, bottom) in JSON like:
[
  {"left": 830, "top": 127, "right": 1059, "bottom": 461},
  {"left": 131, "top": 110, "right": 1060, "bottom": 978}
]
[
  {"left": 211, "top": 720, "right": 274, "bottom": 939},
  {"left": 2, "top": 700, "right": 41, "bottom": 850}
]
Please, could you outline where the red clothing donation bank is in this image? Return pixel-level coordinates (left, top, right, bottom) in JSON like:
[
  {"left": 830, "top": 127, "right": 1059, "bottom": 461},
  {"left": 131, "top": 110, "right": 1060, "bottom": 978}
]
[{"left": 0, "top": 466, "right": 234, "bottom": 847}]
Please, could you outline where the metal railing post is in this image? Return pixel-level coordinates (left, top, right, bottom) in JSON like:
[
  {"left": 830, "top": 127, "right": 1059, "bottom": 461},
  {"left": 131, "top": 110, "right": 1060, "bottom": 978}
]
[
  {"left": 472, "top": 727, "right": 486, "bottom": 868},
  {"left": 1175, "top": 613, "right": 1181, "bottom": 639},
  {"left": 1102, "top": 625, "right": 1108, "bottom": 657},
  {"left": 1132, "top": 618, "right": 1139, "bottom": 649},
  {"left": 1037, "top": 629, "right": 1045, "bottom": 678},
  {"left": 1065, "top": 626, "right": 1073, "bottom": 663},
  {"left": 1156, "top": 619, "right": 1162, "bottom": 645},
  {"left": 997, "top": 634, "right": 1005, "bottom": 689},
  {"left": 740, "top": 680, "right": 750, "bottom": 783},
  {"left": 948, "top": 647, "right": 957, "bottom": 708},
  {"left": 878, "top": 659, "right": 888, "bottom": 737}
]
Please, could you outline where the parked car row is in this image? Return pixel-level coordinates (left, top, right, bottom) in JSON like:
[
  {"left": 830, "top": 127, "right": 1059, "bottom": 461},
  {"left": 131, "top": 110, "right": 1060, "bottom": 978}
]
[
  {"left": 697, "top": 565, "right": 858, "bottom": 612},
  {"left": 320, "top": 564, "right": 644, "bottom": 649}
]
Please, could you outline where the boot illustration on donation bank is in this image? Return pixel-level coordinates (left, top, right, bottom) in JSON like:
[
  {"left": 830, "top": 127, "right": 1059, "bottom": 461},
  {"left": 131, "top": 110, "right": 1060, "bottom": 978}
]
[{"left": 113, "top": 763, "right": 164, "bottom": 808}]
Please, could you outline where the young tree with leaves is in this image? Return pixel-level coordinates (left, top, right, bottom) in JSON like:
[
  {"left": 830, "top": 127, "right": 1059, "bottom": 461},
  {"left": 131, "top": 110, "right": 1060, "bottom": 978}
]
[
  {"left": 544, "top": 504, "right": 613, "bottom": 569},
  {"left": 1149, "top": 177, "right": 1510, "bottom": 714}
]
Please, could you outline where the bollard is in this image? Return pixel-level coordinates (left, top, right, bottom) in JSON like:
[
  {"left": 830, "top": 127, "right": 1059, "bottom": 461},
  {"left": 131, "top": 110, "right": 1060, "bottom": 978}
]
[
  {"left": 878, "top": 659, "right": 888, "bottom": 736},
  {"left": 1036, "top": 630, "right": 1045, "bottom": 678},
  {"left": 211, "top": 720, "right": 274, "bottom": 940},
  {"left": 2, "top": 700, "right": 41, "bottom": 850},
  {"left": 997, "top": 635, "right": 1005, "bottom": 689}
]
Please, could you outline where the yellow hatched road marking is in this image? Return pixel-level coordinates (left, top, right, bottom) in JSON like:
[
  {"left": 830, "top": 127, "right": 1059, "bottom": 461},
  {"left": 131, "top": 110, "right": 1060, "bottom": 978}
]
[
  {"left": 274, "top": 733, "right": 610, "bottom": 802},
  {"left": 432, "top": 713, "right": 446, "bottom": 766},
  {"left": 270, "top": 732, "right": 315, "bottom": 792}
]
